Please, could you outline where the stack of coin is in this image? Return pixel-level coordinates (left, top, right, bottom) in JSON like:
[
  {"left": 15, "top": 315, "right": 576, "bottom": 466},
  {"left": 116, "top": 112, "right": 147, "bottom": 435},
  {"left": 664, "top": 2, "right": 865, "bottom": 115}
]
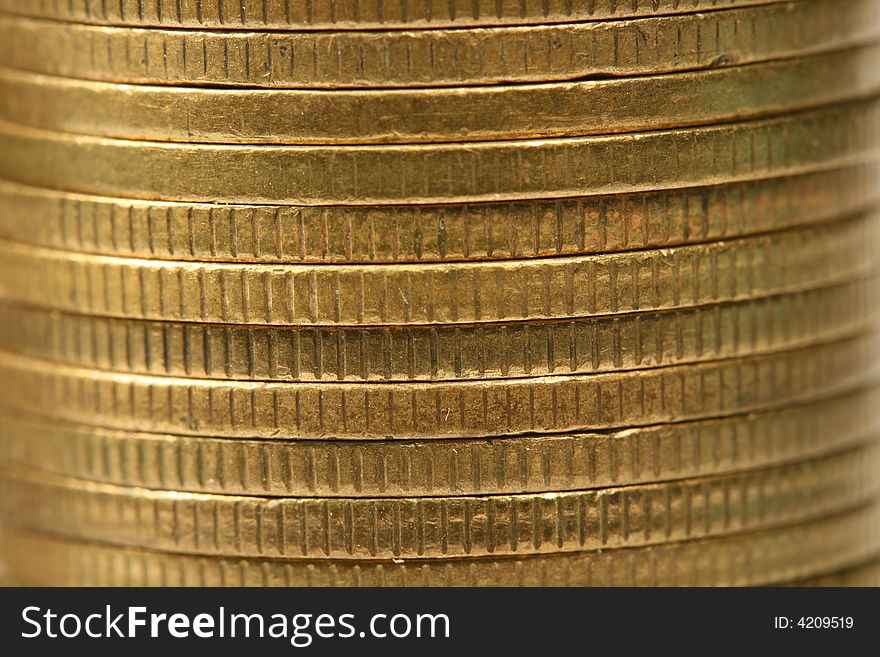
[{"left": 0, "top": 0, "right": 878, "bottom": 586}]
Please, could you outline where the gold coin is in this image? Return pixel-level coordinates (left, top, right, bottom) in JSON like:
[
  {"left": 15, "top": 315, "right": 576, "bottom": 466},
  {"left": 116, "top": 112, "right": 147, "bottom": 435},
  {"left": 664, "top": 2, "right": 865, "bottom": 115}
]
[
  {"left": 0, "top": 216, "right": 874, "bottom": 327},
  {"left": 2, "top": 444, "right": 877, "bottom": 559},
  {"left": 3, "top": 502, "right": 878, "bottom": 585},
  {"left": 0, "top": 561, "right": 15, "bottom": 587},
  {"left": 1, "top": 100, "right": 878, "bottom": 205},
  {"left": 0, "top": 279, "right": 873, "bottom": 382},
  {"left": 1, "top": 2, "right": 877, "bottom": 87},
  {"left": 0, "top": 0, "right": 787, "bottom": 30},
  {"left": 792, "top": 558, "right": 880, "bottom": 586},
  {"left": 4, "top": 46, "right": 880, "bottom": 144},
  {"left": 1, "top": 166, "right": 876, "bottom": 264},
  {"left": 2, "top": 387, "right": 877, "bottom": 497},
  {"left": 0, "top": 335, "right": 874, "bottom": 440}
]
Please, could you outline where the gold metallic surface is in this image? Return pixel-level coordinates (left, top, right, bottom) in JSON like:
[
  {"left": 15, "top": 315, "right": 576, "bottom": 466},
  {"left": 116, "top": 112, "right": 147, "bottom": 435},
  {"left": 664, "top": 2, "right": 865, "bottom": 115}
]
[
  {"left": 2, "top": 166, "right": 876, "bottom": 263},
  {"left": 793, "top": 558, "right": 880, "bottom": 586},
  {"left": 0, "top": 279, "right": 874, "bottom": 382},
  {"left": 2, "top": 445, "right": 877, "bottom": 559},
  {"left": 0, "top": 217, "right": 874, "bottom": 327},
  {"left": 3, "top": 502, "right": 879, "bottom": 586},
  {"left": 2, "top": 387, "right": 877, "bottom": 497},
  {"left": 1, "top": 2, "right": 877, "bottom": 87},
  {"left": 1, "top": 101, "right": 878, "bottom": 204},
  {"left": 0, "top": 0, "right": 788, "bottom": 30},
  {"left": 0, "top": 335, "right": 874, "bottom": 440},
  {"left": 0, "top": 0, "right": 876, "bottom": 589},
  {"left": 4, "top": 46, "right": 880, "bottom": 144}
]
